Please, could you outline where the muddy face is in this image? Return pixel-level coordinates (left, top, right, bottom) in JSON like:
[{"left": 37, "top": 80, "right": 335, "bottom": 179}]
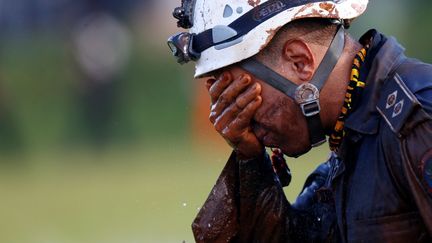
[{"left": 216, "top": 66, "right": 312, "bottom": 157}]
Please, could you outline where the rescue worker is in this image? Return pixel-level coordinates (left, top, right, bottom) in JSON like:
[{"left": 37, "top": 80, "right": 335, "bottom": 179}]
[{"left": 167, "top": 0, "right": 432, "bottom": 242}]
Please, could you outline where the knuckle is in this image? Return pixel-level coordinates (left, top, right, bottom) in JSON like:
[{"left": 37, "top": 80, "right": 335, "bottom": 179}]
[
  {"left": 229, "top": 102, "right": 239, "bottom": 114},
  {"left": 209, "top": 84, "right": 221, "bottom": 97},
  {"left": 256, "top": 85, "right": 262, "bottom": 94},
  {"left": 235, "top": 97, "right": 244, "bottom": 109},
  {"left": 210, "top": 103, "right": 217, "bottom": 112},
  {"left": 221, "top": 127, "right": 229, "bottom": 136},
  {"left": 209, "top": 117, "right": 215, "bottom": 124},
  {"left": 253, "top": 85, "right": 260, "bottom": 95},
  {"left": 221, "top": 77, "right": 230, "bottom": 86},
  {"left": 221, "top": 127, "right": 235, "bottom": 138},
  {"left": 209, "top": 92, "right": 216, "bottom": 101},
  {"left": 209, "top": 113, "right": 216, "bottom": 124},
  {"left": 208, "top": 84, "right": 217, "bottom": 95},
  {"left": 214, "top": 123, "right": 223, "bottom": 133},
  {"left": 255, "top": 97, "right": 262, "bottom": 106},
  {"left": 218, "top": 94, "right": 229, "bottom": 106},
  {"left": 234, "top": 79, "right": 246, "bottom": 91},
  {"left": 230, "top": 118, "right": 239, "bottom": 129},
  {"left": 237, "top": 111, "right": 247, "bottom": 121},
  {"left": 214, "top": 118, "right": 226, "bottom": 133}
]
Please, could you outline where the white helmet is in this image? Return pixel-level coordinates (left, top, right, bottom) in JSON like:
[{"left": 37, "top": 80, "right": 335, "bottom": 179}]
[{"left": 168, "top": 0, "right": 368, "bottom": 78}]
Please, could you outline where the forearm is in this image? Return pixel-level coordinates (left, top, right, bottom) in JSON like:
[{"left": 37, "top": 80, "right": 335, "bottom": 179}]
[
  {"left": 237, "top": 154, "right": 338, "bottom": 242},
  {"left": 192, "top": 151, "right": 339, "bottom": 242},
  {"left": 192, "top": 151, "right": 292, "bottom": 242},
  {"left": 192, "top": 152, "right": 239, "bottom": 243},
  {"left": 237, "top": 151, "right": 291, "bottom": 242}
]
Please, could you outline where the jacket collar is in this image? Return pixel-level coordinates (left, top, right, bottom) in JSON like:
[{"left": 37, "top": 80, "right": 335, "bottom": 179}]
[{"left": 343, "top": 30, "right": 406, "bottom": 135}]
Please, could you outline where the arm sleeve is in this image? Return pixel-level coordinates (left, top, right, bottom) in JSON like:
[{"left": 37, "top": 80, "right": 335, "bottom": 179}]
[
  {"left": 192, "top": 151, "right": 338, "bottom": 243},
  {"left": 401, "top": 117, "right": 432, "bottom": 235}
]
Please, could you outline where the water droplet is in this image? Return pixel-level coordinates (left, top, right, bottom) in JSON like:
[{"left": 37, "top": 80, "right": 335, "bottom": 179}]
[
  {"left": 208, "top": 223, "right": 212, "bottom": 228},
  {"left": 317, "top": 217, "right": 321, "bottom": 222},
  {"left": 236, "top": 7, "right": 243, "bottom": 14},
  {"left": 182, "top": 202, "right": 187, "bottom": 207},
  {"left": 197, "top": 207, "right": 201, "bottom": 211}
]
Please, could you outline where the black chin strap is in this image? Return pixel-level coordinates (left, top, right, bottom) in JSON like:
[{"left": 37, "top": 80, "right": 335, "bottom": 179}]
[{"left": 240, "top": 25, "right": 345, "bottom": 147}]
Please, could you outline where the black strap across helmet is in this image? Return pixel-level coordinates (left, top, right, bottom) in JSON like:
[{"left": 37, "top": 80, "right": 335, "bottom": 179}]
[{"left": 168, "top": 0, "right": 338, "bottom": 64}]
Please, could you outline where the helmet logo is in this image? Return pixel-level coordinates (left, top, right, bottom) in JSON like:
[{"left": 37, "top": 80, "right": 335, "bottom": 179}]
[{"left": 253, "top": 1, "right": 286, "bottom": 21}]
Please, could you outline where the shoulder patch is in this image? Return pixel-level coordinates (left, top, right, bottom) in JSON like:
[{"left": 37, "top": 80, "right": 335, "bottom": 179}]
[
  {"left": 421, "top": 149, "right": 432, "bottom": 195},
  {"left": 377, "top": 73, "right": 421, "bottom": 136}
]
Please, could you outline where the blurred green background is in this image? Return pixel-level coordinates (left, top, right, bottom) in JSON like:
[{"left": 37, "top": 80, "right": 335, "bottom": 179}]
[{"left": 0, "top": 0, "right": 431, "bottom": 242}]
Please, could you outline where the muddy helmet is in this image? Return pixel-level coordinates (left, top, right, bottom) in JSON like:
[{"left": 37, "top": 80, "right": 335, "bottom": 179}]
[
  {"left": 168, "top": 0, "right": 369, "bottom": 149},
  {"left": 168, "top": 0, "right": 368, "bottom": 78}
]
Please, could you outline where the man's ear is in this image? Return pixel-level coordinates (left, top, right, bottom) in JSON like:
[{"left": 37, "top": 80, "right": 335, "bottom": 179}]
[{"left": 282, "top": 39, "right": 315, "bottom": 82}]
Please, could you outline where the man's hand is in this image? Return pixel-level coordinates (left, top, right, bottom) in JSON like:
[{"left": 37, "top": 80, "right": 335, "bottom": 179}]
[{"left": 206, "top": 72, "right": 263, "bottom": 160}]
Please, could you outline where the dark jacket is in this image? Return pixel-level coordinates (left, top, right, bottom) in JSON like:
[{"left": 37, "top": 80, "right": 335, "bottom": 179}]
[{"left": 192, "top": 30, "right": 432, "bottom": 243}]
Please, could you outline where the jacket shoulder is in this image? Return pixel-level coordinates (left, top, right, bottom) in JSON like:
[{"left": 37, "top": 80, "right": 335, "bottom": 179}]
[
  {"left": 376, "top": 59, "right": 432, "bottom": 231},
  {"left": 376, "top": 59, "right": 432, "bottom": 137},
  {"left": 397, "top": 59, "right": 432, "bottom": 114}
]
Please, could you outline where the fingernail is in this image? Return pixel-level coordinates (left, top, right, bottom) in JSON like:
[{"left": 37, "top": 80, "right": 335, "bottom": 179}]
[{"left": 242, "top": 76, "right": 250, "bottom": 85}]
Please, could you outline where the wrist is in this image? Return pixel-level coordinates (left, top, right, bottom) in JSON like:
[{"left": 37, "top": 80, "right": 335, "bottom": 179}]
[
  {"left": 235, "top": 147, "right": 265, "bottom": 161},
  {"left": 236, "top": 150, "right": 278, "bottom": 189}
]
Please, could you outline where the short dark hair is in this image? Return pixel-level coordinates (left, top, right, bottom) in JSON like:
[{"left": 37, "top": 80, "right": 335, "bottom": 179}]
[{"left": 256, "top": 18, "right": 339, "bottom": 65}]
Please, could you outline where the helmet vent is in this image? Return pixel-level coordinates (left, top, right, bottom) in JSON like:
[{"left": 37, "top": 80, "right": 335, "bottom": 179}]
[{"left": 223, "top": 5, "right": 233, "bottom": 18}]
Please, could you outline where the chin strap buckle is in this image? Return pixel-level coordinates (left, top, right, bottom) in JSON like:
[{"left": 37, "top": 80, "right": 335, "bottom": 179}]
[
  {"left": 300, "top": 100, "right": 321, "bottom": 117},
  {"left": 295, "top": 83, "right": 321, "bottom": 116},
  {"left": 295, "top": 83, "right": 326, "bottom": 147}
]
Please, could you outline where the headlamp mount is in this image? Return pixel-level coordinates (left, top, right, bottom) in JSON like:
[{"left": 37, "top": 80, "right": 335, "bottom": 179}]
[
  {"left": 167, "top": 32, "right": 200, "bottom": 65},
  {"left": 172, "top": 0, "right": 196, "bottom": 29}
]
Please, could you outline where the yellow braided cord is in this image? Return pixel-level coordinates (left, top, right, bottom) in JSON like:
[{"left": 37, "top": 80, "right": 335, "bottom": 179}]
[{"left": 329, "top": 46, "right": 369, "bottom": 152}]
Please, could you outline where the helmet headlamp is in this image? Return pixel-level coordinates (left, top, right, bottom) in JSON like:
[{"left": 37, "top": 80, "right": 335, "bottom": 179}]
[{"left": 167, "top": 32, "right": 200, "bottom": 65}]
